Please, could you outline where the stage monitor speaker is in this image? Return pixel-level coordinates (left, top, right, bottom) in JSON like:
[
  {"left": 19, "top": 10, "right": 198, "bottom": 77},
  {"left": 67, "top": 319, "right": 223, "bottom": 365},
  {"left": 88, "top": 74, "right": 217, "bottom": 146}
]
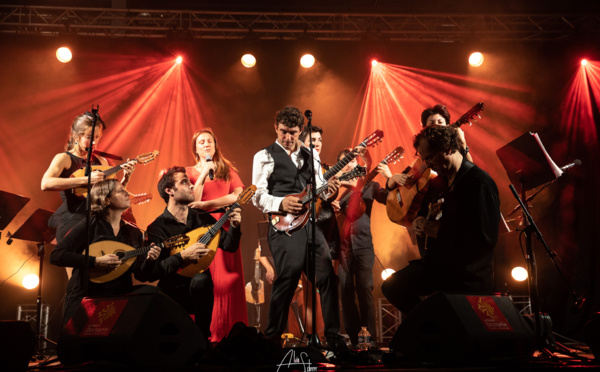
[
  {"left": 390, "top": 293, "right": 535, "bottom": 364},
  {"left": 0, "top": 320, "right": 35, "bottom": 372},
  {"left": 57, "top": 291, "right": 206, "bottom": 367}
]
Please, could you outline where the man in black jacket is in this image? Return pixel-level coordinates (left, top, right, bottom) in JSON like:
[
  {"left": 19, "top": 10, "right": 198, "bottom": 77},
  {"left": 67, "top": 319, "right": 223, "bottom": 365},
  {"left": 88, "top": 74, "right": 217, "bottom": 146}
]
[{"left": 382, "top": 125, "right": 500, "bottom": 313}]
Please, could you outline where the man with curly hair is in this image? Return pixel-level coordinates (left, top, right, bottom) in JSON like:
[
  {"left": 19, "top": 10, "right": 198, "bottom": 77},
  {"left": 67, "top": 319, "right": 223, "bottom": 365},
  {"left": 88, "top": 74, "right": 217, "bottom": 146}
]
[
  {"left": 382, "top": 125, "right": 500, "bottom": 313},
  {"left": 251, "top": 105, "right": 347, "bottom": 353}
]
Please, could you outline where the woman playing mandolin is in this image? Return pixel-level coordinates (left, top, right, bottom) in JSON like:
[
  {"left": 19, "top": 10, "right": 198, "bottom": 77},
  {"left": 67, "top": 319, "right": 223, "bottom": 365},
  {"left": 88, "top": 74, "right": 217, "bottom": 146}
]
[
  {"left": 42, "top": 112, "right": 136, "bottom": 242},
  {"left": 50, "top": 179, "right": 160, "bottom": 325}
]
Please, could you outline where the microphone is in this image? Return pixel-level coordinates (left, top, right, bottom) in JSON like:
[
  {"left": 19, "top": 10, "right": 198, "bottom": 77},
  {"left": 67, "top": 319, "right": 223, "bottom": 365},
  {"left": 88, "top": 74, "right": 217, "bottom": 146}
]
[
  {"left": 560, "top": 159, "right": 581, "bottom": 172},
  {"left": 304, "top": 110, "right": 312, "bottom": 119},
  {"left": 205, "top": 154, "right": 214, "bottom": 180}
]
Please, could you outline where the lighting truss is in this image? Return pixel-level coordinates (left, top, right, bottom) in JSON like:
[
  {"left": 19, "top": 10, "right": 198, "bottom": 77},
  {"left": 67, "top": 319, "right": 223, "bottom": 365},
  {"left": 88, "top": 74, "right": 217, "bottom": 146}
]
[{"left": 0, "top": 5, "right": 599, "bottom": 42}]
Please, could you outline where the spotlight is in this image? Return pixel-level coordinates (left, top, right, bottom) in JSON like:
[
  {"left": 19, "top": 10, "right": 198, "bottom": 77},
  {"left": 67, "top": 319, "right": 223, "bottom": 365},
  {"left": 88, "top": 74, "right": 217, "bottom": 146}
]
[
  {"left": 56, "top": 47, "right": 72, "bottom": 63},
  {"left": 469, "top": 52, "right": 484, "bottom": 67},
  {"left": 175, "top": 56, "right": 183, "bottom": 64},
  {"left": 6, "top": 231, "right": 13, "bottom": 245},
  {"left": 381, "top": 268, "right": 395, "bottom": 281},
  {"left": 300, "top": 54, "right": 315, "bottom": 68},
  {"left": 511, "top": 266, "right": 528, "bottom": 282},
  {"left": 241, "top": 54, "right": 256, "bottom": 68},
  {"left": 23, "top": 274, "right": 39, "bottom": 289},
  {"left": 581, "top": 59, "right": 588, "bottom": 66},
  {"left": 371, "top": 59, "right": 378, "bottom": 67}
]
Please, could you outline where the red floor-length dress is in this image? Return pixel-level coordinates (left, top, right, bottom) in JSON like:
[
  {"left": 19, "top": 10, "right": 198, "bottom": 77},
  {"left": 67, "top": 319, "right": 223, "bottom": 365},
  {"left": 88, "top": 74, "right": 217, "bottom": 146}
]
[{"left": 186, "top": 166, "right": 248, "bottom": 342}]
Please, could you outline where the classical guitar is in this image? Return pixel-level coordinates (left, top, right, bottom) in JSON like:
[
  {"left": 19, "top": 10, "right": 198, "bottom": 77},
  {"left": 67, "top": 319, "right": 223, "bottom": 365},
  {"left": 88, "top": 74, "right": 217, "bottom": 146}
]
[
  {"left": 269, "top": 160, "right": 373, "bottom": 235},
  {"left": 386, "top": 103, "right": 484, "bottom": 227},
  {"left": 88, "top": 241, "right": 161, "bottom": 284},
  {"left": 337, "top": 146, "right": 405, "bottom": 222},
  {"left": 269, "top": 130, "right": 384, "bottom": 235},
  {"left": 71, "top": 150, "right": 159, "bottom": 197},
  {"left": 163, "top": 185, "right": 256, "bottom": 277}
]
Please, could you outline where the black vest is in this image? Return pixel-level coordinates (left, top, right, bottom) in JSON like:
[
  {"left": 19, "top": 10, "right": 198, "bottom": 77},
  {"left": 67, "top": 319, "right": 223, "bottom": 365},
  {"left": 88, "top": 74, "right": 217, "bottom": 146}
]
[{"left": 265, "top": 142, "right": 312, "bottom": 197}]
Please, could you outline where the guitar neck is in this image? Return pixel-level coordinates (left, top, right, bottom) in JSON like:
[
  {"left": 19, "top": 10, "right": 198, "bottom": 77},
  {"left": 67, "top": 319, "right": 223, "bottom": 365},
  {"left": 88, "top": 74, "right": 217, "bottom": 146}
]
[
  {"left": 323, "top": 151, "right": 358, "bottom": 180},
  {"left": 198, "top": 202, "right": 239, "bottom": 245},
  {"left": 103, "top": 160, "right": 136, "bottom": 177},
  {"left": 121, "top": 245, "right": 153, "bottom": 260}
]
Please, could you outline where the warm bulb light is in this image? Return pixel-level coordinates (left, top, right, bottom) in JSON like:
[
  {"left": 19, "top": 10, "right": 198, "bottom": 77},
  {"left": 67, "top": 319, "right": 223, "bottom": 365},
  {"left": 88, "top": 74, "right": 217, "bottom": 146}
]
[
  {"left": 381, "top": 268, "right": 395, "bottom": 281},
  {"left": 175, "top": 56, "right": 183, "bottom": 64},
  {"left": 469, "top": 52, "right": 484, "bottom": 67},
  {"left": 300, "top": 54, "right": 315, "bottom": 68},
  {"left": 581, "top": 59, "right": 588, "bottom": 66},
  {"left": 511, "top": 266, "right": 528, "bottom": 282},
  {"left": 23, "top": 274, "right": 39, "bottom": 289},
  {"left": 371, "top": 59, "right": 378, "bottom": 67},
  {"left": 241, "top": 54, "right": 256, "bottom": 68},
  {"left": 56, "top": 47, "right": 72, "bottom": 63}
]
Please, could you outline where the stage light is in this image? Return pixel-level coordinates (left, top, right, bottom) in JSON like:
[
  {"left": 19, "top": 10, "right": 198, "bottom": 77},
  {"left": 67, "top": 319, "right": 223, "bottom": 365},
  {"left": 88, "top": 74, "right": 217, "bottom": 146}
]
[
  {"left": 175, "top": 56, "right": 183, "bottom": 64},
  {"left": 469, "top": 52, "right": 484, "bottom": 67},
  {"left": 241, "top": 54, "right": 256, "bottom": 68},
  {"left": 381, "top": 268, "right": 395, "bottom": 281},
  {"left": 300, "top": 54, "right": 315, "bottom": 68},
  {"left": 372, "top": 59, "right": 378, "bottom": 67},
  {"left": 56, "top": 47, "right": 72, "bottom": 63},
  {"left": 511, "top": 266, "right": 528, "bottom": 282},
  {"left": 581, "top": 59, "right": 588, "bottom": 66},
  {"left": 23, "top": 274, "right": 39, "bottom": 289}
]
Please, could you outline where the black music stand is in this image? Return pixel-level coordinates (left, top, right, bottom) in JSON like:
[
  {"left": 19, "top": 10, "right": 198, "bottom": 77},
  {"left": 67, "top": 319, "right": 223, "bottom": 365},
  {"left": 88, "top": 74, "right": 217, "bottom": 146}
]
[
  {"left": 11, "top": 208, "right": 56, "bottom": 359},
  {"left": 0, "top": 190, "right": 30, "bottom": 237},
  {"left": 497, "top": 132, "right": 564, "bottom": 355}
]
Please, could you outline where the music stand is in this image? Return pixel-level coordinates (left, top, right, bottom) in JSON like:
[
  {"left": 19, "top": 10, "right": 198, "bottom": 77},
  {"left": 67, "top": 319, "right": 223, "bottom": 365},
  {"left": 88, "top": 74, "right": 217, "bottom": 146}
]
[
  {"left": 497, "top": 132, "right": 562, "bottom": 354},
  {"left": 0, "top": 190, "right": 30, "bottom": 235},
  {"left": 11, "top": 208, "right": 56, "bottom": 359}
]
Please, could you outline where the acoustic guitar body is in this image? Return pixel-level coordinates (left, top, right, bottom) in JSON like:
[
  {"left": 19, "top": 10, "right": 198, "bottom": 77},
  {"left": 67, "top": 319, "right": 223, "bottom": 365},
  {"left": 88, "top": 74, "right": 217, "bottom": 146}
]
[
  {"left": 386, "top": 167, "right": 433, "bottom": 227},
  {"left": 167, "top": 226, "right": 222, "bottom": 277}
]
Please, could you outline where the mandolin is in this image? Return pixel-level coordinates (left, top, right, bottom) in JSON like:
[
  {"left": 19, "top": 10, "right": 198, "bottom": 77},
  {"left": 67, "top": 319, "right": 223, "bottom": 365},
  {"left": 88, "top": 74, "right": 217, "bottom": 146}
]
[
  {"left": 269, "top": 130, "right": 383, "bottom": 235},
  {"left": 386, "top": 103, "right": 484, "bottom": 227},
  {"left": 269, "top": 162, "right": 371, "bottom": 235},
  {"left": 163, "top": 185, "right": 256, "bottom": 277},
  {"left": 71, "top": 150, "right": 159, "bottom": 197},
  {"left": 88, "top": 240, "right": 162, "bottom": 284},
  {"left": 129, "top": 192, "right": 152, "bottom": 205}
]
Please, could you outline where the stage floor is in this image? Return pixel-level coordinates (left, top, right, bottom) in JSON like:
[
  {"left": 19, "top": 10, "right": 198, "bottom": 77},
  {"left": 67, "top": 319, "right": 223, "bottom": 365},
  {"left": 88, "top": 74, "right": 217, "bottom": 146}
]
[{"left": 26, "top": 343, "right": 598, "bottom": 372}]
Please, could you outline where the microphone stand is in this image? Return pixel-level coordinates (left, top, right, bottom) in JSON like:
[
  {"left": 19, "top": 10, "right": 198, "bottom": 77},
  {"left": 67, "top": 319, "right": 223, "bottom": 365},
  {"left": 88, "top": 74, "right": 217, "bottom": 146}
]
[
  {"left": 510, "top": 182, "right": 589, "bottom": 360},
  {"left": 304, "top": 109, "right": 320, "bottom": 347},
  {"left": 82, "top": 105, "right": 100, "bottom": 296}
]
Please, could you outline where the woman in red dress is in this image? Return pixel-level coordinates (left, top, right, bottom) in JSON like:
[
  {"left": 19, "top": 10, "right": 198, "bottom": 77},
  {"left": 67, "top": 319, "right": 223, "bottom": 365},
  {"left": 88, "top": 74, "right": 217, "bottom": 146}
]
[{"left": 186, "top": 128, "right": 247, "bottom": 342}]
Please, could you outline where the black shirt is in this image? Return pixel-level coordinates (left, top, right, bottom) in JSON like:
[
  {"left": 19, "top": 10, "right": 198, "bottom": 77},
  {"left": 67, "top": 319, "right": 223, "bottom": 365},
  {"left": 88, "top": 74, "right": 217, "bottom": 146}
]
[
  {"left": 145, "top": 207, "right": 242, "bottom": 286},
  {"left": 50, "top": 216, "right": 146, "bottom": 305},
  {"left": 420, "top": 158, "right": 500, "bottom": 293}
]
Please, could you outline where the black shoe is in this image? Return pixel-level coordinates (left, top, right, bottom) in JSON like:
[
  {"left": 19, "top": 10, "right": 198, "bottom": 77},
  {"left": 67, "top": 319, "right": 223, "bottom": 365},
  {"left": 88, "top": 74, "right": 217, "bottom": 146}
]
[{"left": 325, "top": 334, "right": 351, "bottom": 361}]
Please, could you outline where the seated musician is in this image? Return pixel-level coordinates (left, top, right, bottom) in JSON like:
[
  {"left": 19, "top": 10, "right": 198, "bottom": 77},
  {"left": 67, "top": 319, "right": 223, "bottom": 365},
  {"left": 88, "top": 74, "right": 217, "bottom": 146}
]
[
  {"left": 381, "top": 125, "right": 500, "bottom": 314},
  {"left": 49, "top": 179, "right": 160, "bottom": 325},
  {"left": 382, "top": 104, "right": 472, "bottom": 191},
  {"left": 144, "top": 166, "right": 242, "bottom": 342}
]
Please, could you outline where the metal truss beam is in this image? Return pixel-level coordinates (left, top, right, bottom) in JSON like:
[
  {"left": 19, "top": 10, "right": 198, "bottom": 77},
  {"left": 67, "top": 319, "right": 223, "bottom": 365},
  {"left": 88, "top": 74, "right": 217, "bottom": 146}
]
[{"left": 1, "top": 5, "right": 599, "bottom": 42}]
